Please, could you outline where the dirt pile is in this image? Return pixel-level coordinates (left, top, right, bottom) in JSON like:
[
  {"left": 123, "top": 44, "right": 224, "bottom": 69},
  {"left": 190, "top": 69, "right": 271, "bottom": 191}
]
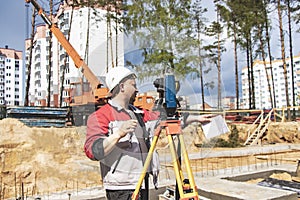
[
  {"left": 0, "top": 118, "right": 100, "bottom": 199},
  {"left": 0, "top": 119, "right": 299, "bottom": 199}
]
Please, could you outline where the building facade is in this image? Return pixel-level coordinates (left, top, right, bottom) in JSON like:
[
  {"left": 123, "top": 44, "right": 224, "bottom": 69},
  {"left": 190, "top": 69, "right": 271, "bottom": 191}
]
[
  {"left": 26, "top": 25, "right": 50, "bottom": 106},
  {"left": 25, "top": 3, "right": 124, "bottom": 107},
  {"left": 0, "top": 46, "right": 24, "bottom": 106},
  {"left": 241, "top": 54, "right": 300, "bottom": 109}
]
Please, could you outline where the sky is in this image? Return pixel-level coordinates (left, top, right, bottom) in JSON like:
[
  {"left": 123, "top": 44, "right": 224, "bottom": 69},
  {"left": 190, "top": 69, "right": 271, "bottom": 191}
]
[
  {"left": 1, "top": 1, "right": 300, "bottom": 106},
  {"left": 0, "top": 1, "right": 27, "bottom": 51}
]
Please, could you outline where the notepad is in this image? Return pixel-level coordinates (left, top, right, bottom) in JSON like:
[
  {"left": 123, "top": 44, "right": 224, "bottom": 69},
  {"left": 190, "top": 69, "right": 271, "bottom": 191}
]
[{"left": 201, "top": 115, "right": 230, "bottom": 139}]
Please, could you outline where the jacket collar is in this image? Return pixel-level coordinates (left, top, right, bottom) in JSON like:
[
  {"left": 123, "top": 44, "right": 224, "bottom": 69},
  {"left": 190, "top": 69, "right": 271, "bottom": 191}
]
[{"left": 108, "top": 100, "right": 144, "bottom": 114}]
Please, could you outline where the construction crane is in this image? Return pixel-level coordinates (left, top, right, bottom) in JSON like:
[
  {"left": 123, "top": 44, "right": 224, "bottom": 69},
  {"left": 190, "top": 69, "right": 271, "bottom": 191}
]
[
  {"left": 25, "top": 0, "right": 109, "bottom": 108},
  {"left": 25, "top": 0, "right": 155, "bottom": 125}
]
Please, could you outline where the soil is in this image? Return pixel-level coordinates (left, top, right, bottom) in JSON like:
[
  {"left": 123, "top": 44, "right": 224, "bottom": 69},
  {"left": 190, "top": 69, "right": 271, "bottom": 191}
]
[{"left": 0, "top": 118, "right": 299, "bottom": 199}]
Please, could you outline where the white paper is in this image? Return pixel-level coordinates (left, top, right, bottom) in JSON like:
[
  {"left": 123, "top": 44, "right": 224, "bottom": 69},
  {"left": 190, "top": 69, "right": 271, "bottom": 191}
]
[{"left": 201, "top": 115, "right": 230, "bottom": 139}]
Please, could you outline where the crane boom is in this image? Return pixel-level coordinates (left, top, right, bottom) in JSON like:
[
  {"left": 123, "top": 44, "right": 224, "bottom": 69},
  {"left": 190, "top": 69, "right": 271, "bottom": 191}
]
[
  {"left": 25, "top": 0, "right": 155, "bottom": 111},
  {"left": 25, "top": 0, "right": 108, "bottom": 105}
]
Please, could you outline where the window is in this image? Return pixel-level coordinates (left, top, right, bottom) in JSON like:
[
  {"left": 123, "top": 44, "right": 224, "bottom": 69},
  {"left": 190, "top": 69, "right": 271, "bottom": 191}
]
[{"left": 66, "top": 66, "right": 69, "bottom": 73}]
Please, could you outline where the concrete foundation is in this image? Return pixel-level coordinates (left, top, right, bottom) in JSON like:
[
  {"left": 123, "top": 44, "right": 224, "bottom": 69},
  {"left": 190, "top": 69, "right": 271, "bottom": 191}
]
[{"left": 195, "top": 164, "right": 298, "bottom": 200}]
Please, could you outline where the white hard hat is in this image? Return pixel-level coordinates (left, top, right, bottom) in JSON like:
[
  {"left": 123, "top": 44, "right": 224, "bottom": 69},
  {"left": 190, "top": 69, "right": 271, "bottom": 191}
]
[{"left": 105, "top": 67, "right": 136, "bottom": 92}]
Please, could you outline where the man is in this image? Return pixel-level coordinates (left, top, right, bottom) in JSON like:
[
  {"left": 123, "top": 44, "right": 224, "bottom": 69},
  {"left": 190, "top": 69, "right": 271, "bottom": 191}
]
[{"left": 84, "top": 66, "right": 213, "bottom": 200}]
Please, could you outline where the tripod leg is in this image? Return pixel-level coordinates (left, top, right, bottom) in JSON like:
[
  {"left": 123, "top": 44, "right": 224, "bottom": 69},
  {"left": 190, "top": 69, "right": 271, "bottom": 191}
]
[
  {"left": 179, "top": 134, "right": 198, "bottom": 197},
  {"left": 132, "top": 135, "right": 159, "bottom": 200},
  {"left": 167, "top": 134, "right": 185, "bottom": 198},
  {"left": 175, "top": 136, "right": 181, "bottom": 200}
]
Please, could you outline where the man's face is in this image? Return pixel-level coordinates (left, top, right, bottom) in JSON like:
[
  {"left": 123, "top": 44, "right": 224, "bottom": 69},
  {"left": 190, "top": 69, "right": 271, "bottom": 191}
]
[{"left": 123, "top": 78, "right": 138, "bottom": 103}]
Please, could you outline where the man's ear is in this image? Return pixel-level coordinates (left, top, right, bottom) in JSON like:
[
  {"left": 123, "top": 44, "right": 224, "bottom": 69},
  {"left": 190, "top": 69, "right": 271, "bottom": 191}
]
[{"left": 119, "top": 83, "right": 125, "bottom": 92}]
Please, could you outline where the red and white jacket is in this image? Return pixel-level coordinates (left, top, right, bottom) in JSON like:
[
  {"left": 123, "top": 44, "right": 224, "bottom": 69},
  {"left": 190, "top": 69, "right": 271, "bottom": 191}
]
[{"left": 84, "top": 100, "right": 160, "bottom": 190}]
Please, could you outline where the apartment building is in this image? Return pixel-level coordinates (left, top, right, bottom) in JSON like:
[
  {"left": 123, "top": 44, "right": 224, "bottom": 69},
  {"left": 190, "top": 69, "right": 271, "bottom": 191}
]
[
  {"left": 26, "top": 25, "right": 52, "bottom": 106},
  {"left": 0, "top": 46, "right": 24, "bottom": 106},
  {"left": 241, "top": 54, "right": 300, "bottom": 109},
  {"left": 25, "top": 3, "right": 124, "bottom": 107}
]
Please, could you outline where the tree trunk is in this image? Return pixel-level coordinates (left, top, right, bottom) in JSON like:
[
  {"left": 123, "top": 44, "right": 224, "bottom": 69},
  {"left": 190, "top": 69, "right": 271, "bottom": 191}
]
[
  {"left": 197, "top": 19, "right": 205, "bottom": 111},
  {"left": 233, "top": 23, "right": 239, "bottom": 109},
  {"left": 85, "top": 3, "right": 90, "bottom": 63},
  {"left": 246, "top": 40, "right": 252, "bottom": 109},
  {"left": 287, "top": 0, "right": 295, "bottom": 118},
  {"left": 82, "top": 1, "right": 91, "bottom": 98},
  {"left": 25, "top": 7, "right": 36, "bottom": 106},
  {"left": 277, "top": 0, "right": 291, "bottom": 120},
  {"left": 249, "top": 36, "right": 256, "bottom": 109},
  {"left": 217, "top": 11, "right": 222, "bottom": 109},
  {"left": 264, "top": 0, "right": 276, "bottom": 108},
  {"left": 108, "top": 6, "right": 115, "bottom": 68},
  {"left": 59, "top": 6, "right": 74, "bottom": 107},
  {"left": 258, "top": 23, "right": 273, "bottom": 108},
  {"left": 249, "top": 35, "right": 255, "bottom": 109},
  {"left": 47, "top": 0, "right": 53, "bottom": 107},
  {"left": 106, "top": 10, "right": 109, "bottom": 72},
  {"left": 115, "top": 0, "right": 119, "bottom": 67}
]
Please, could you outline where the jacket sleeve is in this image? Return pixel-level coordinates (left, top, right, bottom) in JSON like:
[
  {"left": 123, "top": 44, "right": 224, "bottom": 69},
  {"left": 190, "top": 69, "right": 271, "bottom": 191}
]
[
  {"left": 84, "top": 111, "right": 109, "bottom": 161},
  {"left": 142, "top": 109, "right": 160, "bottom": 122}
]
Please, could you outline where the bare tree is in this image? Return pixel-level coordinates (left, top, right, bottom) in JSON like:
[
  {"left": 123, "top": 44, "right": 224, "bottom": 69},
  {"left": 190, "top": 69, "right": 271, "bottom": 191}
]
[
  {"left": 192, "top": 0, "right": 208, "bottom": 110},
  {"left": 59, "top": 3, "right": 74, "bottom": 107},
  {"left": 47, "top": 0, "right": 54, "bottom": 107},
  {"left": 277, "top": 0, "right": 291, "bottom": 120},
  {"left": 25, "top": 7, "right": 36, "bottom": 106},
  {"left": 286, "top": 0, "right": 296, "bottom": 118},
  {"left": 264, "top": 0, "right": 276, "bottom": 108}
]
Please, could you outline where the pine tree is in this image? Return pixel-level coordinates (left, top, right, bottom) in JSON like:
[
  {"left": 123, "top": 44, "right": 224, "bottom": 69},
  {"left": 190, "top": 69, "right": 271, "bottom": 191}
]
[{"left": 122, "top": 0, "right": 200, "bottom": 79}]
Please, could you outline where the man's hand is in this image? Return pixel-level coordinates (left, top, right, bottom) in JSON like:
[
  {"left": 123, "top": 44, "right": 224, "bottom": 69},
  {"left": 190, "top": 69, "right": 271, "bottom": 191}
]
[
  {"left": 198, "top": 114, "right": 217, "bottom": 124},
  {"left": 103, "top": 119, "right": 138, "bottom": 155},
  {"left": 186, "top": 114, "right": 217, "bottom": 125},
  {"left": 118, "top": 119, "right": 138, "bottom": 138}
]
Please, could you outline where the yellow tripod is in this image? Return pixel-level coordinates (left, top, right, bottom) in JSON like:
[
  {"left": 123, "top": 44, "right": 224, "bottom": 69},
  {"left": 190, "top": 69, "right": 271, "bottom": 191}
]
[{"left": 132, "top": 119, "right": 199, "bottom": 200}]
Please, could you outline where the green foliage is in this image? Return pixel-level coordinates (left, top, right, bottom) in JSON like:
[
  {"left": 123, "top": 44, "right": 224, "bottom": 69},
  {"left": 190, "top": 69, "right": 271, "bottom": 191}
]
[
  {"left": 122, "top": 0, "right": 208, "bottom": 80},
  {"left": 290, "top": 1, "right": 300, "bottom": 32}
]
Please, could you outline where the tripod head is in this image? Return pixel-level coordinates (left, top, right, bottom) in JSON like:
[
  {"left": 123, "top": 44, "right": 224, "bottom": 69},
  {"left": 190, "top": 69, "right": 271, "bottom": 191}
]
[{"left": 152, "top": 70, "right": 180, "bottom": 119}]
